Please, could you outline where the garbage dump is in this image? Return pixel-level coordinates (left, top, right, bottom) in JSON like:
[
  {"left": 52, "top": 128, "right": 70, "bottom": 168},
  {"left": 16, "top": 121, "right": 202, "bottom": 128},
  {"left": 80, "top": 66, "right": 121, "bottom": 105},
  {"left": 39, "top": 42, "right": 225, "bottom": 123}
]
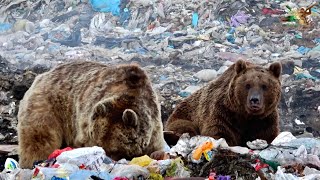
[
  {"left": 0, "top": 0, "right": 320, "bottom": 179},
  {"left": 1, "top": 132, "right": 320, "bottom": 180}
]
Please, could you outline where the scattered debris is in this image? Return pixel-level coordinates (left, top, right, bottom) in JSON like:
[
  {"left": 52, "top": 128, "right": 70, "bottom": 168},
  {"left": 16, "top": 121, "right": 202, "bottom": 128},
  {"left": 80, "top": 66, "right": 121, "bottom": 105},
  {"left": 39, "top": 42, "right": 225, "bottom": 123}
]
[
  {"left": 0, "top": 133, "right": 319, "bottom": 179},
  {"left": 0, "top": 0, "right": 319, "bottom": 178}
]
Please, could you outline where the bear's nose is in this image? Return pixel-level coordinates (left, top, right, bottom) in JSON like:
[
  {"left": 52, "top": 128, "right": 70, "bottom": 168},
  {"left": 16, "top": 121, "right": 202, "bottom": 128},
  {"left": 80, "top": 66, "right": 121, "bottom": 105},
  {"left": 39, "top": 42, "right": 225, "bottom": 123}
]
[{"left": 250, "top": 96, "right": 260, "bottom": 105}]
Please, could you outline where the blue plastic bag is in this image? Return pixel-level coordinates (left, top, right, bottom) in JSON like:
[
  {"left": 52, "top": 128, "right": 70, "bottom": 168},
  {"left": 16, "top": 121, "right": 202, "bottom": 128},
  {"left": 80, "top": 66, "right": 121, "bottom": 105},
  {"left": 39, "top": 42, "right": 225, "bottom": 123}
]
[
  {"left": 0, "top": 23, "right": 12, "bottom": 33},
  {"left": 295, "top": 73, "right": 318, "bottom": 81},
  {"left": 120, "top": 8, "right": 131, "bottom": 26},
  {"left": 69, "top": 170, "right": 113, "bottom": 180},
  {"left": 89, "top": 0, "right": 120, "bottom": 16},
  {"left": 192, "top": 12, "right": 199, "bottom": 28},
  {"left": 296, "top": 46, "right": 311, "bottom": 55}
]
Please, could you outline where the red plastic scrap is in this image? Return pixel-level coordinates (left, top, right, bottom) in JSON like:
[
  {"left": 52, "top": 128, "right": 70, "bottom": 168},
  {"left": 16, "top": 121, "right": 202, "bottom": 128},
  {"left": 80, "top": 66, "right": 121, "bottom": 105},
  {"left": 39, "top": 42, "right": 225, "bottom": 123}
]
[
  {"left": 113, "top": 177, "right": 129, "bottom": 180},
  {"left": 79, "top": 164, "right": 86, "bottom": 169},
  {"left": 254, "top": 159, "right": 269, "bottom": 171},
  {"left": 51, "top": 163, "right": 60, "bottom": 168},
  {"left": 209, "top": 172, "right": 216, "bottom": 180},
  {"left": 262, "top": 8, "right": 285, "bottom": 15},
  {"left": 32, "top": 167, "right": 40, "bottom": 178},
  {"left": 48, "top": 147, "right": 73, "bottom": 159}
]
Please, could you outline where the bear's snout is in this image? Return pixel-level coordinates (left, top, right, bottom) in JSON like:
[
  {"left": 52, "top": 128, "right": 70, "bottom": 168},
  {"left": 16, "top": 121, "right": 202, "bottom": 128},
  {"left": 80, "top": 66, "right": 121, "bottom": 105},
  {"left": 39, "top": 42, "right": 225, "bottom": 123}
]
[
  {"left": 247, "top": 89, "right": 264, "bottom": 113},
  {"left": 250, "top": 96, "right": 260, "bottom": 105}
]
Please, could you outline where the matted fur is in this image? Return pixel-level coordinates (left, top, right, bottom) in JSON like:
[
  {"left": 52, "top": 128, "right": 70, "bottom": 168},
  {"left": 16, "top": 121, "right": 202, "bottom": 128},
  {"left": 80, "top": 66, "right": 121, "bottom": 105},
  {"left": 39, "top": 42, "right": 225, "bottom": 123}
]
[
  {"left": 17, "top": 61, "right": 164, "bottom": 168},
  {"left": 165, "top": 60, "right": 282, "bottom": 146}
]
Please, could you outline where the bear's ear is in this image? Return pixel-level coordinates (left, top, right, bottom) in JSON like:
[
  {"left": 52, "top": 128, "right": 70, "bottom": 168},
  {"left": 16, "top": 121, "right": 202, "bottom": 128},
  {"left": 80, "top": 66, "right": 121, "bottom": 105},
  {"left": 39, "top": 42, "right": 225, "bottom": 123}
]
[
  {"left": 235, "top": 60, "right": 247, "bottom": 74},
  {"left": 268, "top": 62, "right": 282, "bottom": 78},
  {"left": 122, "top": 64, "right": 147, "bottom": 89},
  {"left": 122, "top": 109, "right": 138, "bottom": 127},
  {"left": 91, "top": 95, "right": 136, "bottom": 120},
  {"left": 92, "top": 98, "right": 114, "bottom": 120}
]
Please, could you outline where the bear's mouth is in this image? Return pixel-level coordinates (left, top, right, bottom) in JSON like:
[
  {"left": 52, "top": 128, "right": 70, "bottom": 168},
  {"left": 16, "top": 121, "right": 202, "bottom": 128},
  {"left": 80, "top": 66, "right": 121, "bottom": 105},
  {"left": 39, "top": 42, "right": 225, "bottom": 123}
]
[{"left": 247, "top": 105, "right": 263, "bottom": 114}]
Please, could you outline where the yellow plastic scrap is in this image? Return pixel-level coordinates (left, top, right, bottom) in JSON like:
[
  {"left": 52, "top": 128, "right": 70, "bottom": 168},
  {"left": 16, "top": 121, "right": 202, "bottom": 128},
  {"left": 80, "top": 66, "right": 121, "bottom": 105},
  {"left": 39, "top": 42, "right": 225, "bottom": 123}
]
[
  {"left": 165, "top": 157, "right": 189, "bottom": 177},
  {"left": 294, "top": 66, "right": 304, "bottom": 74},
  {"left": 149, "top": 173, "right": 164, "bottom": 180},
  {"left": 192, "top": 141, "right": 214, "bottom": 160},
  {"left": 198, "top": 34, "right": 211, "bottom": 41},
  {"left": 147, "top": 161, "right": 161, "bottom": 174},
  {"left": 129, "top": 155, "right": 154, "bottom": 167}
]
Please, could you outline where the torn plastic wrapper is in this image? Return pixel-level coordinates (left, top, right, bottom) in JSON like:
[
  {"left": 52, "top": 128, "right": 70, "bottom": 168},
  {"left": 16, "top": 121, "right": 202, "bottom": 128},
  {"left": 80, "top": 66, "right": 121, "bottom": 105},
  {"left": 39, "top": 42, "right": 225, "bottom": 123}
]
[
  {"left": 55, "top": 146, "right": 107, "bottom": 171},
  {"left": 169, "top": 133, "right": 248, "bottom": 164}
]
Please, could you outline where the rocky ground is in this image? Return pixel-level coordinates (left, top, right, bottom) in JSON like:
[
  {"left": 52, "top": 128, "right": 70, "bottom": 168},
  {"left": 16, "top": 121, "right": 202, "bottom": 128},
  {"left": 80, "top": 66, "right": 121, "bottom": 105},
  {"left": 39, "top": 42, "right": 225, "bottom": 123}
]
[{"left": 0, "top": 0, "right": 319, "bottom": 151}]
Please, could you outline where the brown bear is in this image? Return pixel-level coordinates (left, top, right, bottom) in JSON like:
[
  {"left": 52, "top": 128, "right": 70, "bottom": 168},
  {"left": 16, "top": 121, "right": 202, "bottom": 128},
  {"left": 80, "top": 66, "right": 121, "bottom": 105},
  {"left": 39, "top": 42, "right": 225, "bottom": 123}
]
[
  {"left": 17, "top": 61, "right": 165, "bottom": 169},
  {"left": 165, "top": 60, "right": 282, "bottom": 147}
]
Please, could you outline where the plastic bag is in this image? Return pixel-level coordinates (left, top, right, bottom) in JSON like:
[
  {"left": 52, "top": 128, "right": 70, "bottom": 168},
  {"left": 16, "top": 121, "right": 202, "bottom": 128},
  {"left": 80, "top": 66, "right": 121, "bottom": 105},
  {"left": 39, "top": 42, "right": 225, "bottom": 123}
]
[
  {"left": 0, "top": 23, "right": 12, "bottom": 33},
  {"left": 89, "top": 0, "right": 120, "bottom": 16},
  {"left": 271, "top": 132, "right": 297, "bottom": 146},
  {"left": 129, "top": 155, "right": 154, "bottom": 167},
  {"left": 56, "top": 146, "right": 107, "bottom": 171},
  {"left": 147, "top": 159, "right": 172, "bottom": 174},
  {"left": 48, "top": 147, "right": 73, "bottom": 159},
  {"left": 69, "top": 169, "right": 112, "bottom": 180},
  {"left": 165, "top": 158, "right": 190, "bottom": 178},
  {"left": 4, "top": 158, "right": 19, "bottom": 172},
  {"left": 32, "top": 163, "right": 79, "bottom": 180},
  {"left": 246, "top": 139, "right": 268, "bottom": 150},
  {"left": 192, "top": 141, "right": 214, "bottom": 162},
  {"left": 110, "top": 164, "right": 150, "bottom": 179}
]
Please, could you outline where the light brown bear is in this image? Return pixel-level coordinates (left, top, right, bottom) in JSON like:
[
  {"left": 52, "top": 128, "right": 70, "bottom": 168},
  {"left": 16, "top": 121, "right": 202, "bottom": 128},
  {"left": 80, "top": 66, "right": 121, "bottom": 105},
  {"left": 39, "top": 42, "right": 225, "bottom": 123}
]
[
  {"left": 17, "top": 61, "right": 165, "bottom": 168},
  {"left": 165, "top": 60, "right": 282, "bottom": 147}
]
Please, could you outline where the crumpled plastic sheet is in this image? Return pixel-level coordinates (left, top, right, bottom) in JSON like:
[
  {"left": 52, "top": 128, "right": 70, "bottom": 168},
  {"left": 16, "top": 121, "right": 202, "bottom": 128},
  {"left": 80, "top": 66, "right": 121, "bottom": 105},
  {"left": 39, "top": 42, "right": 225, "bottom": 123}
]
[
  {"left": 32, "top": 163, "right": 79, "bottom": 179},
  {"left": 271, "top": 132, "right": 297, "bottom": 146},
  {"left": 0, "top": 23, "right": 12, "bottom": 33},
  {"left": 165, "top": 157, "right": 190, "bottom": 178},
  {"left": 129, "top": 155, "right": 154, "bottom": 167},
  {"left": 69, "top": 170, "right": 113, "bottom": 179},
  {"left": 147, "top": 159, "right": 172, "bottom": 175},
  {"left": 56, "top": 146, "right": 107, "bottom": 171},
  {"left": 297, "top": 46, "right": 311, "bottom": 55},
  {"left": 168, "top": 133, "right": 250, "bottom": 163},
  {"left": 246, "top": 139, "right": 268, "bottom": 150},
  {"left": 89, "top": 0, "right": 121, "bottom": 16},
  {"left": 274, "top": 166, "right": 320, "bottom": 180},
  {"left": 230, "top": 10, "right": 251, "bottom": 27},
  {"left": 259, "top": 145, "right": 320, "bottom": 168},
  {"left": 109, "top": 164, "right": 150, "bottom": 179},
  {"left": 282, "top": 138, "right": 320, "bottom": 152},
  {"left": 295, "top": 73, "right": 318, "bottom": 81},
  {"left": 0, "top": 168, "right": 33, "bottom": 180},
  {"left": 169, "top": 133, "right": 229, "bottom": 158},
  {"left": 32, "top": 163, "right": 113, "bottom": 180},
  {"left": 303, "top": 166, "right": 320, "bottom": 176}
]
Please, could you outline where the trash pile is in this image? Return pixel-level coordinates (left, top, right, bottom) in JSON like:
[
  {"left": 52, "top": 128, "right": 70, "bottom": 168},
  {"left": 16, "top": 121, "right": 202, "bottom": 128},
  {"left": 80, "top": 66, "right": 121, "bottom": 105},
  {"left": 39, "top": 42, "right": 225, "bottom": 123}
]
[
  {"left": 1, "top": 132, "right": 320, "bottom": 180},
  {"left": 0, "top": 0, "right": 319, "bottom": 144}
]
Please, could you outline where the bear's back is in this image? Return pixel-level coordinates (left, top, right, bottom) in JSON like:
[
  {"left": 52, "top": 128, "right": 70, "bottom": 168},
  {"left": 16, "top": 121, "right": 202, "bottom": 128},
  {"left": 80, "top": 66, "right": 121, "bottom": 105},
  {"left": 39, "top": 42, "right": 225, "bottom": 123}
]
[{"left": 18, "top": 61, "right": 152, "bottom": 126}]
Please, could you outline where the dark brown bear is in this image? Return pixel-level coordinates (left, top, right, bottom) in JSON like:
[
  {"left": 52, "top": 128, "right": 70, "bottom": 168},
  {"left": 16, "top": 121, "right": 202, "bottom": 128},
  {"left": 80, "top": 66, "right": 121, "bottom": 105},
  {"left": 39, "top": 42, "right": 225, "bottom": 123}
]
[
  {"left": 17, "top": 61, "right": 165, "bottom": 169},
  {"left": 165, "top": 60, "right": 282, "bottom": 146}
]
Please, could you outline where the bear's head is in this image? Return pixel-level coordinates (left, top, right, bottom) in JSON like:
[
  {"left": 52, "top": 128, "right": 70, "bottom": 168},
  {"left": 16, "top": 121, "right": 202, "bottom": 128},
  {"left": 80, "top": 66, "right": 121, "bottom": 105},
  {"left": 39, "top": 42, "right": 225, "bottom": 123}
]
[
  {"left": 231, "top": 60, "right": 282, "bottom": 116},
  {"left": 88, "top": 65, "right": 163, "bottom": 160}
]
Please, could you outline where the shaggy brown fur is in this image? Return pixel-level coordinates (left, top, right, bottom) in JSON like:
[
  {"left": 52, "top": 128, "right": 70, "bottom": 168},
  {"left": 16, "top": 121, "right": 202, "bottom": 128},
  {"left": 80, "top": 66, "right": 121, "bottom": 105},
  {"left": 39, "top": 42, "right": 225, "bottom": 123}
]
[
  {"left": 165, "top": 60, "right": 282, "bottom": 146},
  {"left": 17, "top": 61, "right": 165, "bottom": 169}
]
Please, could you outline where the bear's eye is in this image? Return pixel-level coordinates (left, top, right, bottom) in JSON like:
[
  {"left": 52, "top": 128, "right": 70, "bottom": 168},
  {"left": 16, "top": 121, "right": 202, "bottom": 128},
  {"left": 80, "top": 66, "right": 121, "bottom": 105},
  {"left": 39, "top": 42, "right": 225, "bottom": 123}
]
[
  {"left": 245, "top": 84, "right": 251, "bottom": 90},
  {"left": 262, "top": 85, "right": 267, "bottom": 90}
]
